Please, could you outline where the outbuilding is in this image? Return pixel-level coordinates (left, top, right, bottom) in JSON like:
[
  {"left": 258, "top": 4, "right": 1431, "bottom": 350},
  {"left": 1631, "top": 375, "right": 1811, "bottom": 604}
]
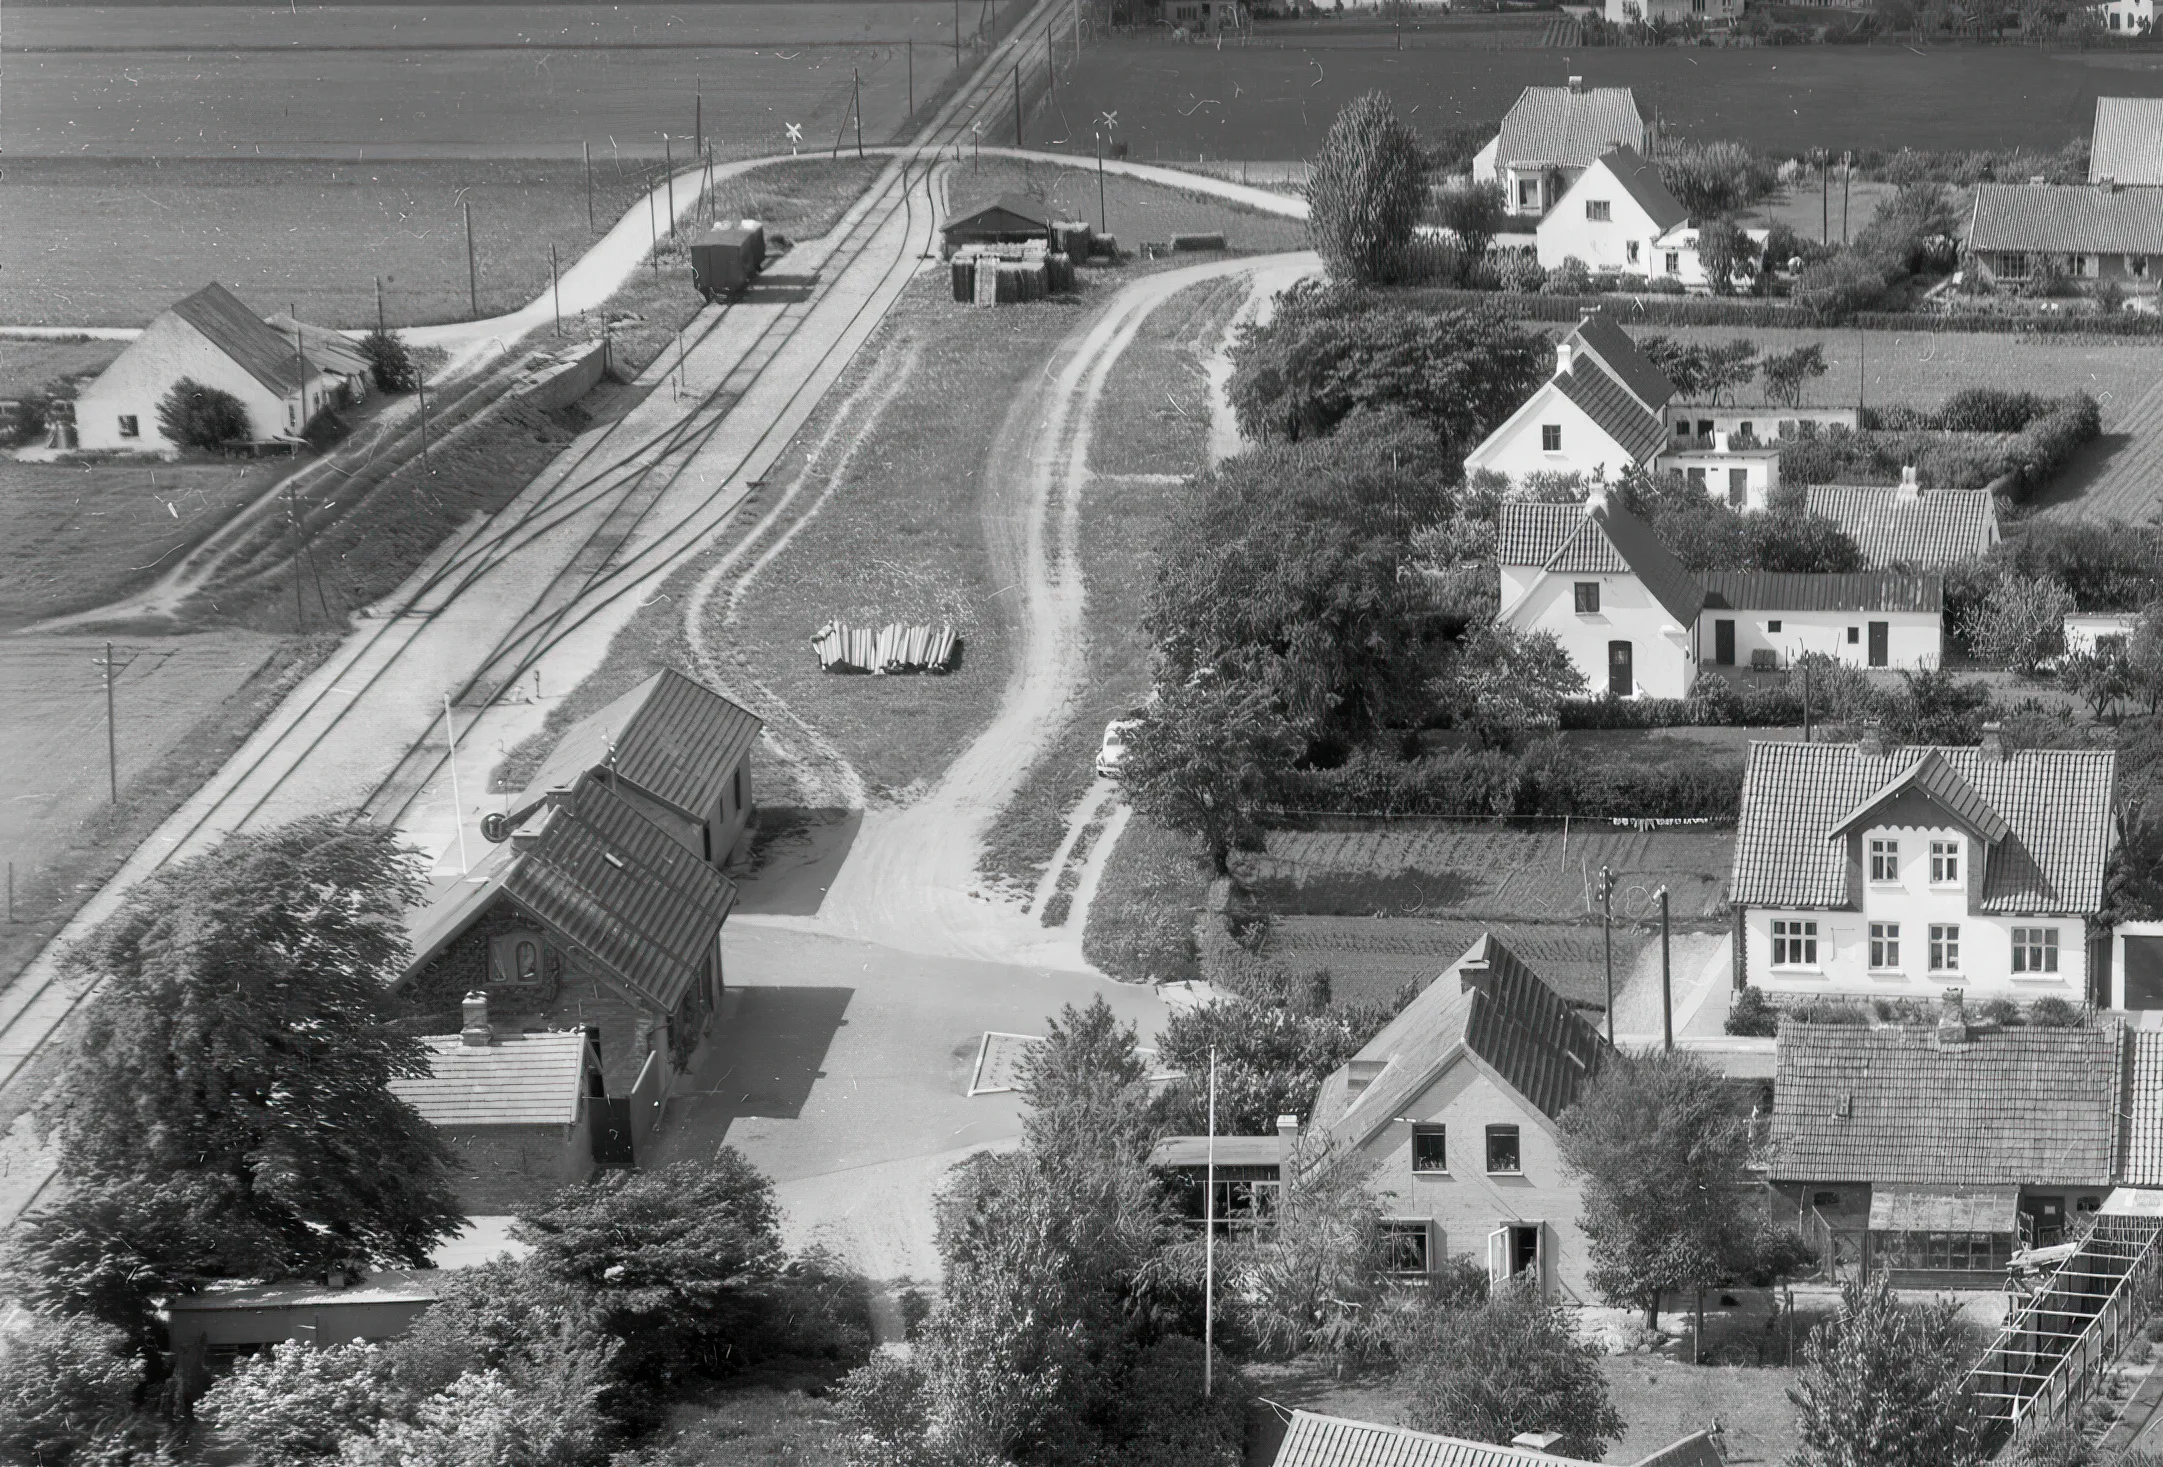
[
  {"left": 939, "top": 193, "right": 1055, "bottom": 256},
  {"left": 1699, "top": 570, "right": 1943, "bottom": 672},
  {"left": 76, "top": 283, "right": 348, "bottom": 453}
]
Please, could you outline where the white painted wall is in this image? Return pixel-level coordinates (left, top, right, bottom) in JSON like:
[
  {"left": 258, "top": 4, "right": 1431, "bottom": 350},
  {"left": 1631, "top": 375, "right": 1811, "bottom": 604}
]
[
  {"left": 76, "top": 312, "right": 331, "bottom": 452},
  {"left": 1605, "top": 0, "right": 1741, "bottom": 19},
  {"left": 1701, "top": 608, "right": 1941, "bottom": 671},
  {"left": 2065, "top": 612, "right": 2143, "bottom": 656},
  {"left": 1536, "top": 162, "right": 1673, "bottom": 275},
  {"left": 1665, "top": 405, "right": 1860, "bottom": 441},
  {"left": 1466, "top": 381, "right": 1641, "bottom": 482},
  {"left": 2100, "top": 0, "right": 2153, "bottom": 32},
  {"left": 1664, "top": 446, "right": 1781, "bottom": 511},
  {"left": 1502, "top": 568, "right": 1697, "bottom": 698}
]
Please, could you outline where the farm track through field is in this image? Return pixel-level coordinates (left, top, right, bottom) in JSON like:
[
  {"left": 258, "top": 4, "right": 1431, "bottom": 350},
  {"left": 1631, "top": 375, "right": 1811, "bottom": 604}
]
[{"left": 0, "top": 0, "right": 1094, "bottom": 1221}]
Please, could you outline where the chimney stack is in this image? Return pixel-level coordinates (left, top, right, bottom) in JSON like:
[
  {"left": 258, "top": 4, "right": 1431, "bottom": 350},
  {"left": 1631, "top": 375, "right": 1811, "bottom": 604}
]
[
  {"left": 1555, "top": 338, "right": 1574, "bottom": 377},
  {"left": 1567, "top": 75, "right": 1583, "bottom": 92},
  {"left": 1936, "top": 989, "right": 1969, "bottom": 1049},
  {"left": 461, "top": 990, "right": 492, "bottom": 1047},
  {"left": 1980, "top": 721, "right": 2006, "bottom": 761},
  {"left": 1714, "top": 430, "right": 1731, "bottom": 454},
  {"left": 1897, "top": 465, "right": 1920, "bottom": 501},
  {"left": 1858, "top": 720, "right": 1884, "bottom": 758},
  {"left": 1277, "top": 1113, "right": 1301, "bottom": 1169}
]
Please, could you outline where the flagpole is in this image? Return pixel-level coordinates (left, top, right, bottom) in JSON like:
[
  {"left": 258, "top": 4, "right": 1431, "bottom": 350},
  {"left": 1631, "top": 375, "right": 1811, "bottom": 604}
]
[{"left": 1204, "top": 1045, "right": 1217, "bottom": 1399}]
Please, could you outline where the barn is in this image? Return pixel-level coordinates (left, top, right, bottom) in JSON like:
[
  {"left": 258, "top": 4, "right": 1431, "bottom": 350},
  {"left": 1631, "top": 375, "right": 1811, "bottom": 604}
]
[{"left": 940, "top": 193, "right": 1055, "bottom": 256}]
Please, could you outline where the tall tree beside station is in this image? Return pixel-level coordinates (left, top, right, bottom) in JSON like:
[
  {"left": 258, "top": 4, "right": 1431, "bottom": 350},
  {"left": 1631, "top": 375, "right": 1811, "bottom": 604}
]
[
  {"left": 1307, "top": 91, "right": 1427, "bottom": 285},
  {"left": 8, "top": 816, "right": 460, "bottom": 1345},
  {"left": 1556, "top": 1049, "right": 1759, "bottom": 1330}
]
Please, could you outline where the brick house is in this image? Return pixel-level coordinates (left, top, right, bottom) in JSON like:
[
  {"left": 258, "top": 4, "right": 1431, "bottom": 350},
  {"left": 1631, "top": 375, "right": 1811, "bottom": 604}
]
[
  {"left": 387, "top": 993, "right": 607, "bottom": 1212},
  {"left": 1729, "top": 730, "right": 2116, "bottom": 1002},
  {"left": 512, "top": 669, "right": 763, "bottom": 870},
  {"left": 395, "top": 769, "right": 737, "bottom": 1109},
  {"left": 1153, "top": 935, "right": 1614, "bottom": 1303},
  {"left": 1767, "top": 1014, "right": 2128, "bottom": 1286}
]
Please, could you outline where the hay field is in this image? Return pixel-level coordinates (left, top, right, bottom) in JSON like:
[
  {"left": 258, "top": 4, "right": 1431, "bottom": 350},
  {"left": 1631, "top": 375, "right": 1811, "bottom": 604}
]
[{"left": 1028, "top": 36, "right": 2149, "bottom": 163}]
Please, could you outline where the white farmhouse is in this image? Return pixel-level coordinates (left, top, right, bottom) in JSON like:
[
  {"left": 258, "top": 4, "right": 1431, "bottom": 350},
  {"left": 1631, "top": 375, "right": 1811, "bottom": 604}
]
[
  {"left": 1699, "top": 571, "right": 1943, "bottom": 672},
  {"left": 1464, "top": 312, "right": 1674, "bottom": 485},
  {"left": 1537, "top": 147, "right": 1768, "bottom": 292},
  {"left": 1471, "top": 80, "right": 1647, "bottom": 221},
  {"left": 76, "top": 283, "right": 348, "bottom": 454},
  {"left": 1729, "top": 729, "right": 2115, "bottom": 1003},
  {"left": 1496, "top": 492, "right": 1705, "bottom": 699}
]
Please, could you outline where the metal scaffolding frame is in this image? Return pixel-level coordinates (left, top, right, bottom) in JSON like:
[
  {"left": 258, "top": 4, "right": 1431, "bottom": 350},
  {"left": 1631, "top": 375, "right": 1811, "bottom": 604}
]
[{"left": 1968, "top": 1215, "right": 2163, "bottom": 1443}]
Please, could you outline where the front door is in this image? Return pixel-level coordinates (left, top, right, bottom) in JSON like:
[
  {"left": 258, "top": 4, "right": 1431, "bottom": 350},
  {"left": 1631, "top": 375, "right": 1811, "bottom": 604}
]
[
  {"left": 1715, "top": 620, "right": 1736, "bottom": 666},
  {"left": 1868, "top": 621, "right": 1889, "bottom": 668},
  {"left": 2126, "top": 936, "right": 2163, "bottom": 1009},
  {"left": 1608, "top": 640, "right": 1633, "bottom": 698},
  {"left": 593, "top": 1097, "right": 635, "bottom": 1166}
]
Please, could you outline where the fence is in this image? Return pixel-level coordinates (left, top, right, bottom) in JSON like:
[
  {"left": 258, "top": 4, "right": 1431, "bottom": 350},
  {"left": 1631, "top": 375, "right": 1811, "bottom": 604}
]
[{"left": 1969, "top": 1211, "right": 2163, "bottom": 1444}]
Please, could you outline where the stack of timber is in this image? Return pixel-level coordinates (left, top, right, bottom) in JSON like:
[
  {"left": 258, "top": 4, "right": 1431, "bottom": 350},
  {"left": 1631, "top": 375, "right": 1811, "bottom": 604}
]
[
  {"left": 812, "top": 621, "right": 959, "bottom": 674},
  {"left": 949, "top": 241, "right": 1069, "bottom": 305}
]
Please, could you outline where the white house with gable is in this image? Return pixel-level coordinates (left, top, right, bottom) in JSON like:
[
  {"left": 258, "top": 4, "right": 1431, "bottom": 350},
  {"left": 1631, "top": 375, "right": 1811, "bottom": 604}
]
[
  {"left": 1496, "top": 491, "right": 1705, "bottom": 699},
  {"left": 1472, "top": 80, "right": 1647, "bottom": 220},
  {"left": 76, "top": 282, "right": 348, "bottom": 454},
  {"left": 1465, "top": 311, "right": 1675, "bottom": 485},
  {"left": 1537, "top": 147, "right": 1769, "bottom": 292},
  {"left": 1729, "top": 731, "right": 2115, "bottom": 1003}
]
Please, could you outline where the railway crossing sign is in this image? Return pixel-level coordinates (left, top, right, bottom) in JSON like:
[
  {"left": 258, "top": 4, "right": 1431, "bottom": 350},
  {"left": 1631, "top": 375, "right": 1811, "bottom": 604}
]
[
  {"left": 785, "top": 122, "right": 803, "bottom": 155},
  {"left": 1099, "top": 111, "right": 1118, "bottom": 130}
]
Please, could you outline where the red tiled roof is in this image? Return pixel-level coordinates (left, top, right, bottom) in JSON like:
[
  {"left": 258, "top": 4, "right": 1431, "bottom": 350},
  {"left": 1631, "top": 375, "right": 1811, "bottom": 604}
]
[
  {"left": 1554, "top": 358, "right": 1670, "bottom": 465},
  {"left": 2092, "top": 98, "right": 2163, "bottom": 187},
  {"left": 1567, "top": 308, "right": 1677, "bottom": 413},
  {"left": 1496, "top": 497, "right": 1704, "bottom": 628},
  {"left": 1700, "top": 571, "right": 1942, "bottom": 614},
  {"left": 2126, "top": 1031, "right": 2163, "bottom": 1187},
  {"left": 1591, "top": 146, "right": 1690, "bottom": 239},
  {"left": 1967, "top": 182, "right": 2163, "bottom": 256},
  {"left": 1768, "top": 1021, "right": 2122, "bottom": 1187},
  {"left": 1729, "top": 742, "right": 2115, "bottom": 914},
  {"left": 1492, "top": 85, "right": 1645, "bottom": 170},
  {"left": 522, "top": 669, "right": 762, "bottom": 822},
  {"left": 1269, "top": 1410, "right": 1721, "bottom": 1467},
  {"left": 1804, "top": 485, "right": 1997, "bottom": 568}
]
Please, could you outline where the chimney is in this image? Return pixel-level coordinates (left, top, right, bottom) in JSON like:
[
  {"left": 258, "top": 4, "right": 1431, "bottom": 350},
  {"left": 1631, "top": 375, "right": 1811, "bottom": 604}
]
[
  {"left": 461, "top": 990, "right": 492, "bottom": 1047},
  {"left": 1277, "top": 1113, "right": 1301, "bottom": 1169},
  {"left": 1567, "top": 75, "right": 1583, "bottom": 92},
  {"left": 1980, "top": 721, "right": 2006, "bottom": 761},
  {"left": 1555, "top": 338, "right": 1574, "bottom": 377},
  {"left": 1858, "top": 720, "right": 1884, "bottom": 758},
  {"left": 1714, "top": 430, "right": 1731, "bottom": 454},
  {"left": 1583, "top": 482, "right": 1610, "bottom": 516},
  {"left": 1936, "top": 989, "right": 1970, "bottom": 1049},
  {"left": 1897, "top": 465, "right": 1920, "bottom": 501},
  {"left": 1514, "top": 1433, "right": 1569, "bottom": 1453},
  {"left": 2100, "top": 175, "right": 2119, "bottom": 193}
]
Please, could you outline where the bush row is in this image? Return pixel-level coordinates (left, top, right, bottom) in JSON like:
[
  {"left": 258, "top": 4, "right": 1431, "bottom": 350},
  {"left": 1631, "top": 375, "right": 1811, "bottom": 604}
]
[
  {"left": 1778, "top": 394, "right": 2099, "bottom": 502},
  {"left": 1998, "top": 396, "right": 2104, "bottom": 504},
  {"left": 1271, "top": 742, "right": 1741, "bottom": 821},
  {"left": 1559, "top": 685, "right": 1813, "bottom": 730},
  {"left": 1379, "top": 287, "right": 2163, "bottom": 336}
]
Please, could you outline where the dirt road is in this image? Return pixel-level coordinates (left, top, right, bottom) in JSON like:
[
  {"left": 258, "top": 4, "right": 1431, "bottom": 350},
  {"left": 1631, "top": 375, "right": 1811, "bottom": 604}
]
[{"left": 756, "top": 250, "right": 1319, "bottom": 971}]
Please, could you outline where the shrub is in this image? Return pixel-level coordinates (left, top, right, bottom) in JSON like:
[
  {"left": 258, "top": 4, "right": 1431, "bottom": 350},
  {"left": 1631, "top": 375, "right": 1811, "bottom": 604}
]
[
  {"left": 1785, "top": 997, "right": 1870, "bottom": 1025},
  {"left": 1965, "top": 573, "right": 2076, "bottom": 673},
  {"left": 1974, "top": 997, "right": 2023, "bottom": 1027},
  {"left": 359, "top": 329, "right": 421, "bottom": 393},
  {"left": 1940, "top": 386, "right": 2049, "bottom": 433},
  {"left": 2029, "top": 996, "right": 2083, "bottom": 1028},
  {"left": 2000, "top": 395, "right": 2102, "bottom": 504},
  {"left": 155, "top": 376, "right": 249, "bottom": 449},
  {"left": 0, "top": 1315, "right": 152, "bottom": 1467},
  {"left": 1543, "top": 255, "right": 1594, "bottom": 296},
  {"left": 302, "top": 406, "right": 349, "bottom": 453},
  {"left": 1404, "top": 1285, "right": 1625, "bottom": 1461},
  {"left": 1726, "top": 986, "right": 1779, "bottom": 1037}
]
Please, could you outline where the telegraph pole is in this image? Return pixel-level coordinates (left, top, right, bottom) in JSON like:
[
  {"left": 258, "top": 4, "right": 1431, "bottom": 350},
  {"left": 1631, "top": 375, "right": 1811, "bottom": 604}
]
[
  {"left": 1601, "top": 866, "right": 1615, "bottom": 1046},
  {"left": 98, "top": 642, "right": 119, "bottom": 804},
  {"left": 288, "top": 487, "right": 306, "bottom": 633},
  {"left": 551, "top": 243, "right": 562, "bottom": 337},
  {"left": 1203, "top": 1046, "right": 1217, "bottom": 1399},
  {"left": 417, "top": 376, "right": 431, "bottom": 471},
  {"left": 664, "top": 133, "right": 676, "bottom": 236},
  {"left": 1096, "top": 129, "right": 1106, "bottom": 232},
  {"left": 854, "top": 69, "right": 864, "bottom": 157},
  {"left": 1659, "top": 886, "right": 1674, "bottom": 1053},
  {"left": 1013, "top": 63, "right": 1022, "bottom": 146},
  {"left": 695, "top": 81, "right": 703, "bottom": 158},
  {"left": 375, "top": 275, "right": 385, "bottom": 335},
  {"left": 648, "top": 183, "right": 661, "bottom": 277},
  {"left": 908, "top": 40, "right": 914, "bottom": 121},
  {"left": 954, "top": 0, "right": 961, "bottom": 65},
  {"left": 464, "top": 199, "right": 478, "bottom": 317},
  {"left": 584, "top": 140, "right": 595, "bottom": 231},
  {"left": 443, "top": 694, "right": 469, "bottom": 876}
]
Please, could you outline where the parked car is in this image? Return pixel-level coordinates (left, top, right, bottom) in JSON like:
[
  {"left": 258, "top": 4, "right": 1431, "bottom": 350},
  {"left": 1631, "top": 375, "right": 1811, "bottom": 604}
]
[{"left": 1096, "top": 719, "right": 1140, "bottom": 778}]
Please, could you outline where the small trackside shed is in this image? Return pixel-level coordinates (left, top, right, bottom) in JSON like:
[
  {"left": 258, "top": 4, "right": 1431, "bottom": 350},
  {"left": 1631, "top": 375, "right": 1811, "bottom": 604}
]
[{"left": 940, "top": 193, "right": 1055, "bottom": 256}]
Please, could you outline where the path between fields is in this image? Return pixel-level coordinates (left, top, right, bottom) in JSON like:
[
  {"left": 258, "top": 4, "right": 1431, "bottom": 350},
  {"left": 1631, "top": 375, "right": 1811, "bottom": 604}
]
[{"left": 747, "top": 249, "right": 1320, "bottom": 971}]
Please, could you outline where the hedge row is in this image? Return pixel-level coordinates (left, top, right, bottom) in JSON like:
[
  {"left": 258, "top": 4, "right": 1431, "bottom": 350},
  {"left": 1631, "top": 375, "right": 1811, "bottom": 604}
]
[
  {"left": 1559, "top": 685, "right": 1810, "bottom": 730},
  {"left": 1997, "top": 396, "right": 2104, "bottom": 504},
  {"left": 1270, "top": 743, "right": 1741, "bottom": 821},
  {"left": 1382, "top": 287, "right": 2163, "bottom": 336}
]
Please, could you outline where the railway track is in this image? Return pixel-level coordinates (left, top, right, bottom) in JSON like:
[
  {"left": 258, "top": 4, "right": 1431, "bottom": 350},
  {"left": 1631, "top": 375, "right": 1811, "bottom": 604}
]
[{"left": 0, "top": 0, "right": 1081, "bottom": 1218}]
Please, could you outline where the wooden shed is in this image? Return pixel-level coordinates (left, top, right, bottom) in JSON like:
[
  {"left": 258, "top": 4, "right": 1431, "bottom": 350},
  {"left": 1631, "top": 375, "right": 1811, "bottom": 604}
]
[{"left": 940, "top": 193, "right": 1055, "bottom": 256}]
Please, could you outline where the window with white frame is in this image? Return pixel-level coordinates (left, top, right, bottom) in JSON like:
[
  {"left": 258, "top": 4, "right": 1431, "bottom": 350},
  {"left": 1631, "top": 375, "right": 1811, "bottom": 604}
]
[
  {"left": 1665, "top": 251, "right": 1681, "bottom": 275},
  {"left": 118, "top": 415, "right": 139, "bottom": 438},
  {"left": 1772, "top": 919, "right": 1819, "bottom": 967},
  {"left": 1869, "top": 838, "right": 1899, "bottom": 883},
  {"left": 1574, "top": 582, "right": 1600, "bottom": 614},
  {"left": 1870, "top": 922, "right": 1902, "bottom": 970},
  {"left": 1412, "top": 1126, "right": 1448, "bottom": 1173},
  {"left": 1930, "top": 840, "right": 1960, "bottom": 885},
  {"left": 1542, "top": 423, "right": 1562, "bottom": 452},
  {"left": 1929, "top": 924, "right": 1961, "bottom": 973},
  {"left": 1586, "top": 199, "right": 1611, "bottom": 221},
  {"left": 2012, "top": 927, "right": 2060, "bottom": 974}
]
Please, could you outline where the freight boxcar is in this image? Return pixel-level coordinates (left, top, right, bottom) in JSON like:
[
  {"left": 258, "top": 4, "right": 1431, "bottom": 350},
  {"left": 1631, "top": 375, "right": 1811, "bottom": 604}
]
[{"left": 691, "top": 221, "right": 767, "bottom": 300}]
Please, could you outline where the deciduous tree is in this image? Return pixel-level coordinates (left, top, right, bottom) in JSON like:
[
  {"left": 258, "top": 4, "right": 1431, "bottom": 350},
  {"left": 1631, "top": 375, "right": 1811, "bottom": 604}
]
[
  {"left": 0, "top": 1314, "right": 152, "bottom": 1467},
  {"left": 1404, "top": 1285, "right": 1625, "bottom": 1460},
  {"left": 1761, "top": 343, "right": 1830, "bottom": 408},
  {"left": 1788, "top": 1273, "right": 1984, "bottom": 1467},
  {"left": 1965, "top": 572, "right": 2076, "bottom": 673},
  {"left": 1432, "top": 624, "right": 1586, "bottom": 747},
  {"left": 1116, "top": 679, "right": 1302, "bottom": 877},
  {"left": 1433, "top": 181, "right": 1508, "bottom": 263},
  {"left": 359, "top": 329, "right": 421, "bottom": 393},
  {"left": 1307, "top": 91, "right": 1427, "bottom": 285}
]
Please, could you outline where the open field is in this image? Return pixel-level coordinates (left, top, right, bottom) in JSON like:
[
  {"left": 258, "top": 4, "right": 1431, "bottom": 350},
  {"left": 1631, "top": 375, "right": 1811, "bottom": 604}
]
[
  {"left": 0, "top": 337, "right": 124, "bottom": 401},
  {"left": 0, "top": 460, "right": 286, "bottom": 629},
  {"left": 1, "top": 153, "right": 887, "bottom": 329},
  {"left": 1028, "top": 36, "right": 2153, "bottom": 161}
]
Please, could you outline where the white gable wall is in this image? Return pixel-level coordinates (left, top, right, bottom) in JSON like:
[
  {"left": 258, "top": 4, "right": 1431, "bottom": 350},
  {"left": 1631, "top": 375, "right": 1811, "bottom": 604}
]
[
  {"left": 77, "top": 313, "right": 296, "bottom": 452},
  {"left": 1700, "top": 607, "right": 1942, "bottom": 672},
  {"left": 1465, "top": 379, "right": 1641, "bottom": 484},
  {"left": 1502, "top": 566, "right": 1697, "bottom": 698},
  {"left": 1536, "top": 159, "right": 1673, "bottom": 275},
  {"left": 1338, "top": 1053, "right": 1588, "bottom": 1302}
]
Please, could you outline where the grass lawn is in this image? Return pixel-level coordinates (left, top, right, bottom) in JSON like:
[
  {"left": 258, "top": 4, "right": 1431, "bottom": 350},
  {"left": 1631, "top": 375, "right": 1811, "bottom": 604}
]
[
  {"left": 625, "top": 1373, "right": 855, "bottom": 1467},
  {"left": 0, "top": 460, "right": 282, "bottom": 630},
  {"left": 1081, "top": 816, "right": 1208, "bottom": 984},
  {"left": 0, "top": 336, "right": 123, "bottom": 401},
  {"left": 978, "top": 275, "right": 1246, "bottom": 898}
]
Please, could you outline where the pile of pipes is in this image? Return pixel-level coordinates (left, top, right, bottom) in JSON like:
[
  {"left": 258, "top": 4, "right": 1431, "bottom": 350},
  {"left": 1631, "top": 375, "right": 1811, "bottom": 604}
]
[
  {"left": 812, "top": 621, "right": 960, "bottom": 675},
  {"left": 949, "top": 242, "right": 1073, "bottom": 305}
]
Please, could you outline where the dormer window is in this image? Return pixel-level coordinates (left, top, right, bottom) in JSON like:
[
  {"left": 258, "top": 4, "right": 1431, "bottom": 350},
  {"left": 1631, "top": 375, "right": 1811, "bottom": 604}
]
[
  {"left": 1930, "top": 840, "right": 1960, "bottom": 885},
  {"left": 1869, "top": 838, "right": 1899, "bottom": 883}
]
